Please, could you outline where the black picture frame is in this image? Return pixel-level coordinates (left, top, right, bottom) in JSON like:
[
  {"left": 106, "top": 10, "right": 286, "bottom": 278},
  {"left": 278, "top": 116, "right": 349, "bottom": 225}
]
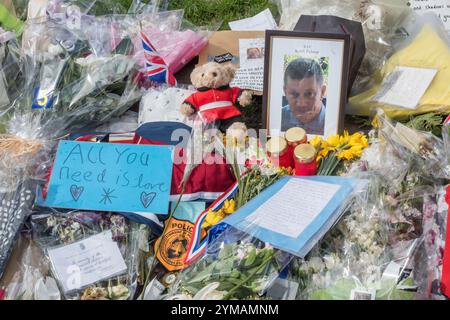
[{"left": 262, "top": 30, "right": 351, "bottom": 137}]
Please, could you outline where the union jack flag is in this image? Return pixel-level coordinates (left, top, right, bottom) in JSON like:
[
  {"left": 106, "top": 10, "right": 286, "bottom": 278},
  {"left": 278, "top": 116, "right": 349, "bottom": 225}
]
[{"left": 140, "top": 31, "right": 177, "bottom": 86}]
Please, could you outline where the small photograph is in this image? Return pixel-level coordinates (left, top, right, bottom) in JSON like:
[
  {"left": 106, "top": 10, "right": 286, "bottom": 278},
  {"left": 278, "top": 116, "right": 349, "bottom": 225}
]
[
  {"left": 247, "top": 47, "right": 264, "bottom": 60},
  {"left": 239, "top": 38, "right": 265, "bottom": 68}
]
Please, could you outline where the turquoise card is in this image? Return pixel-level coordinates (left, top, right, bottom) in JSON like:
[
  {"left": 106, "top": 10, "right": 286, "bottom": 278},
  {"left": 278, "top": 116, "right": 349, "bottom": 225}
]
[{"left": 41, "top": 140, "right": 174, "bottom": 214}]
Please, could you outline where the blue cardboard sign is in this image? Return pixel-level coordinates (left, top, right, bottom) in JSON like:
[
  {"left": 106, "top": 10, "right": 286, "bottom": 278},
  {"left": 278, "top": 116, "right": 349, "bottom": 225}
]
[
  {"left": 214, "top": 176, "right": 360, "bottom": 258},
  {"left": 42, "top": 141, "right": 174, "bottom": 214}
]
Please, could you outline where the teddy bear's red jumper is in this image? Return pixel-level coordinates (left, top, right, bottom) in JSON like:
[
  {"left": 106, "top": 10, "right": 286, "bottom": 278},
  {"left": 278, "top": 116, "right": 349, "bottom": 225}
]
[{"left": 183, "top": 86, "right": 243, "bottom": 123}]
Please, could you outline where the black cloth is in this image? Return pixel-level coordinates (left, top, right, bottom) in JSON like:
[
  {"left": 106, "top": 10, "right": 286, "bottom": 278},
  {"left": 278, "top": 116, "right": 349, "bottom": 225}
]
[{"left": 294, "top": 15, "right": 366, "bottom": 95}]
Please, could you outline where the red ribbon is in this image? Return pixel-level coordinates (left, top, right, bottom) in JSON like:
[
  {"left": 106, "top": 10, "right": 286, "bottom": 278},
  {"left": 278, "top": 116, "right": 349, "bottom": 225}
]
[{"left": 440, "top": 185, "right": 450, "bottom": 297}]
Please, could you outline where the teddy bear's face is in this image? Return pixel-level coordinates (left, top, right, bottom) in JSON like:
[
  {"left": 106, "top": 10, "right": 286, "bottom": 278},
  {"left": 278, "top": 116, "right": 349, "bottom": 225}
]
[{"left": 190, "top": 62, "right": 236, "bottom": 89}]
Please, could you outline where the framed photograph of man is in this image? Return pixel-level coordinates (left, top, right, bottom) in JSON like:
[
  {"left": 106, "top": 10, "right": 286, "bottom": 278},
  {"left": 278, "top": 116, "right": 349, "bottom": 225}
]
[{"left": 262, "top": 30, "right": 351, "bottom": 138}]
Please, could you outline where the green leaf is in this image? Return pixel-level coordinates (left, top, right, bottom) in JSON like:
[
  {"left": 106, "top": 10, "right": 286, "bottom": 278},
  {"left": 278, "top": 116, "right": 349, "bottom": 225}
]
[
  {"left": 244, "top": 248, "right": 257, "bottom": 267},
  {"left": 309, "top": 278, "right": 357, "bottom": 300}
]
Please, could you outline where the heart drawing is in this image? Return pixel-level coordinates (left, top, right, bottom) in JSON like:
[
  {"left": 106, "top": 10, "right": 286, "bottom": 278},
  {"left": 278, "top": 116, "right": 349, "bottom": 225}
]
[
  {"left": 140, "top": 192, "right": 156, "bottom": 209},
  {"left": 70, "top": 185, "right": 84, "bottom": 202}
]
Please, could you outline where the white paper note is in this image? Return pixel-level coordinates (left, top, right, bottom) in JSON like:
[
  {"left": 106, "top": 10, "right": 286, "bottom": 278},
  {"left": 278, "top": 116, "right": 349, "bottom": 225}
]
[
  {"left": 410, "top": 0, "right": 450, "bottom": 32},
  {"left": 245, "top": 179, "right": 341, "bottom": 238},
  {"left": 47, "top": 230, "right": 127, "bottom": 293},
  {"left": 373, "top": 66, "right": 438, "bottom": 109},
  {"left": 229, "top": 8, "right": 277, "bottom": 31},
  {"left": 239, "top": 38, "right": 265, "bottom": 68},
  {"left": 230, "top": 66, "right": 264, "bottom": 92}
]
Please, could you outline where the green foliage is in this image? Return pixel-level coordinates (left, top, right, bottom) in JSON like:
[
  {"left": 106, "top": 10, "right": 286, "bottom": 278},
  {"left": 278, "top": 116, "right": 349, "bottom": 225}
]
[
  {"left": 403, "top": 112, "right": 446, "bottom": 137},
  {"left": 181, "top": 243, "right": 278, "bottom": 300},
  {"left": 167, "top": 0, "right": 279, "bottom": 30}
]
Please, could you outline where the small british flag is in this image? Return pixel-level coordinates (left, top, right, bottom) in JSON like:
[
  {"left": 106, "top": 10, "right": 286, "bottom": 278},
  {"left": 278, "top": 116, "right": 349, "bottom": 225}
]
[{"left": 140, "top": 31, "right": 177, "bottom": 86}]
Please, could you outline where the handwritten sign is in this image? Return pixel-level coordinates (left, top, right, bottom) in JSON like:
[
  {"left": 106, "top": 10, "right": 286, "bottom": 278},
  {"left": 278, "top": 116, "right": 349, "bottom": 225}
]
[
  {"left": 230, "top": 66, "right": 264, "bottom": 92},
  {"left": 411, "top": 0, "right": 450, "bottom": 32},
  {"left": 43, "top": 141, "right": 173, "bottom": 214}
]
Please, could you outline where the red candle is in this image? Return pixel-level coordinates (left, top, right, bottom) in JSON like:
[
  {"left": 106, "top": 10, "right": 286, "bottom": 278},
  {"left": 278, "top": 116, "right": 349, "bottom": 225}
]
[
  {"left": 266, "top": 137, "right": 292, "bottom": 168},
  {"left": 285, "top": 127, "right": 307, "bottom": 168},
  {"left": 294, "top": 144, "right": 317, "bottom": 176}
]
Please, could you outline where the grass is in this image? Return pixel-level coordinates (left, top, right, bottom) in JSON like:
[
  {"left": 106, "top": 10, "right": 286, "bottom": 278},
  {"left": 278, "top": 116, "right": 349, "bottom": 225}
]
[
  {"left": 167, "top": 0, "right": 279, "bottom": 30},
  {"left": 111, "top": 0, "right": 279, "bottom": 29}
]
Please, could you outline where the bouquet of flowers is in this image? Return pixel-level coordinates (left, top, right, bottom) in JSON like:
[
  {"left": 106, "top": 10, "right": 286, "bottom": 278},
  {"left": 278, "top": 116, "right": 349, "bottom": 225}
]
[
  {"left": 166, "top": 228, "right": 292, "bottom": 300},
  {"left": 6, "top": 17, "right": 142, "bottom": 141},
  {"left": 310, "top": 130, "right": 369, "bottom": 176},
  {"left": 288, "top": 117, "right": 449, "bottom": 300},
  {"left": 30, "top": 210, "right": 143, "bottom": 300}
]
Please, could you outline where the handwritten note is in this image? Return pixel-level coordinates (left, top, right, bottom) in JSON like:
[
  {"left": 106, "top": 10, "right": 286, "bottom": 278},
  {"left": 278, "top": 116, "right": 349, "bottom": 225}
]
[
  {"left": 411, "top": 0, "right": 450, "bottom": 32},
  {"left": 230, "top": 66, "right": 264, "bottom": 92},
  {"left": 373, "top": 66, "right": 438, "bottom": 109},
  {"left": 229, "top": 8, "right": 277, "bottom": 31},
  {"left": 47, "top": 230, "right": 127, "bottom": 293},
  {"left": 44, "top": 141, "right": 173, "bottom": 214},
  {"left": 246, "top": 178, "right": 341, "bottom": 238}
]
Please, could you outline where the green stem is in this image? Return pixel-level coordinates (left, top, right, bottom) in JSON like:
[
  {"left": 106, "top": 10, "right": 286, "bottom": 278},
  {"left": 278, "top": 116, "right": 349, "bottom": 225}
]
[{"left": 222, "top": 251, "right": 275, "bottom": 300}]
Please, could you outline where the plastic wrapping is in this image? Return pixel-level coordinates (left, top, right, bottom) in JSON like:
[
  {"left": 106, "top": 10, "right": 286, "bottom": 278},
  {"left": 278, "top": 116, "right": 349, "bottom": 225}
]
[
  {"left": 278, "top": 0, "right": 413, "bottom": 95},
  {"left": 348, "top": 13, "right": 450, "bottom": 117},
  {"left": 30, "top": 210, "right": 142, "bottom": 300},
  {"left": 162, "top": 173, "right": 365, "bottom": 300},
  {"left": 376, "top": 110, "right": 450, "bottom": 180},
  {"left": 289, "top": 117, "right": 449, "bottom": 300},
  {"left": 0, "top": 28, "right": 24, "bottom": 128},
  {"left": 133, "top": 10, "right": 211, "bottom": 75},
  {"left": 1, "top": 236, "right": 61, "bottom": 300},
  {"left": 166, "top": 228, "right": 293, "bottom": 300},
  {"left": 411, "top": 186, "right": 448, "bottom": 300},
  {"left": 290, "top": 184, "right": 436, "bottom": 300},
  {"left": 6, "top": 16, "right": 142, "bottom": 142}
]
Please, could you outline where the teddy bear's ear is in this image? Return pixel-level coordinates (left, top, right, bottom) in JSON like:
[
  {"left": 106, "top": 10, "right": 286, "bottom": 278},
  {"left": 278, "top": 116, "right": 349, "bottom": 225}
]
[{"left": 223, "top": 63, "right": 236, "bottom": 79}]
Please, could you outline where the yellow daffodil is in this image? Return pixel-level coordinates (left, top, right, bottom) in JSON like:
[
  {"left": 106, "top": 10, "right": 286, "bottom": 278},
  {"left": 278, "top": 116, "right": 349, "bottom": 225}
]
[
  {"left": 336, "top": 149, "right": 354, "bottom": 161},
  {"left": 222, "top": 199, "right": 236, "bottom": 215},
  {"left": 314, "top": 130, "right": 370, "bottom": 175},
  {"left": 309, "top": 136, "right": 323, "bottom": 149},
  {"left": 202, "top": 208, "right": 226, "bottom": 229},
  {"left": 325, "top": 134, "right": 341, "bottom": 149}
]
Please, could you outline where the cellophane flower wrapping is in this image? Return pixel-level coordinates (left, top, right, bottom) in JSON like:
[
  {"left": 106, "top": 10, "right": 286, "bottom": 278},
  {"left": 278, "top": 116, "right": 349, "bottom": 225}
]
[
  {"left": 7, "top": 15, "right": 142, "bottom": 143},
  {"left": 132, "top": 9, "right": 211, "bottom": 75},
  {"left": 30, "top": 209, "right": 145, "bottom": 300},
  {"left": 165, "top": 227, "right": 293, "bottom": 300},
  {"left": 2, "top": 234, "right": 62, "bottom": 300},
  {"left": 287, "top": 114, "right": 450, "bottom": 300},
  {"left": 278, "top": 0, "right": 414, "bottom": 95},
  {"left": 376, "top": 110, "right": 450, "bottom": 180},
  {"left": 0, "top": 28, "right": 24, "bottom": 129}
]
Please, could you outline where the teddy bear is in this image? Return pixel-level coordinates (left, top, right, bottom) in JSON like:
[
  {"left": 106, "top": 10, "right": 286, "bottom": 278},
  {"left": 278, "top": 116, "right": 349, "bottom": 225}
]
[{"left": 180, "top": 62, "right": 253, "bottom": 143}]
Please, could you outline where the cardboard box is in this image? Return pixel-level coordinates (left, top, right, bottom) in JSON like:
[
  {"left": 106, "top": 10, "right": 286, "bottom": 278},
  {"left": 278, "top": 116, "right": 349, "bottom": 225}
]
[{"left": 198, "top": 31, "right": 265, "bottom": 68}]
